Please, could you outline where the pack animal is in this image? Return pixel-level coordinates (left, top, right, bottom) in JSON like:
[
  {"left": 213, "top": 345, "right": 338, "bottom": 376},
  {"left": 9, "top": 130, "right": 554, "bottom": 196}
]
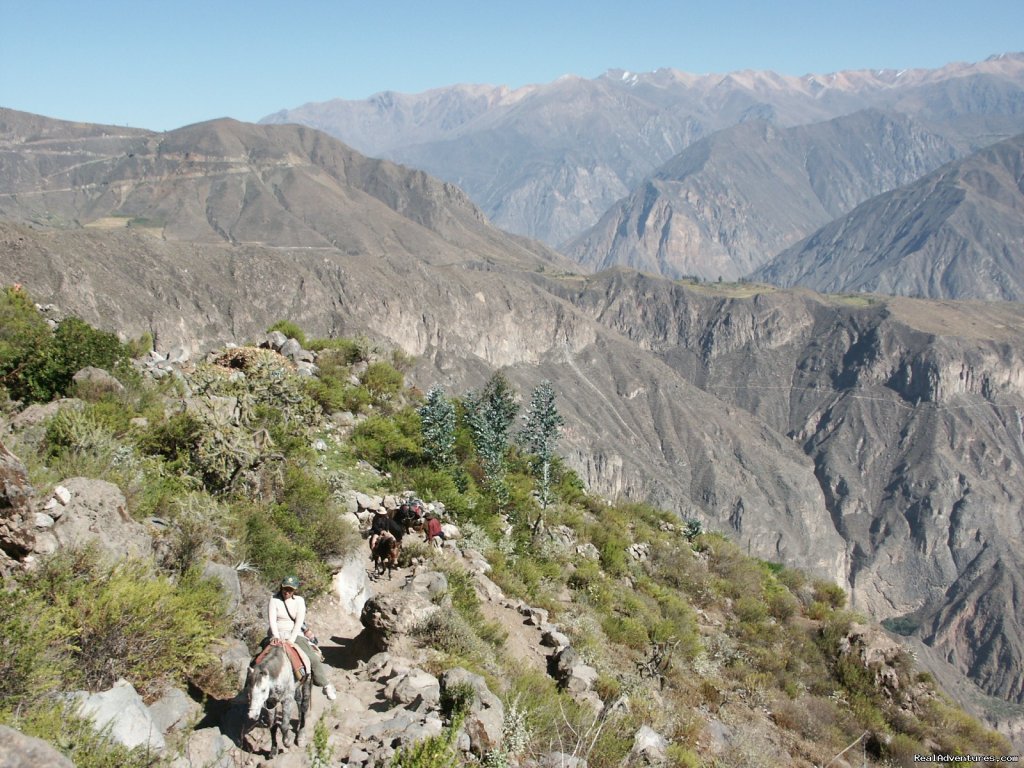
[
  {"left": 243, "top": 642, "right": 312, "bottom": 757},
  {"left": 373, "top": 532, "right": 401, "bottom": 579}
]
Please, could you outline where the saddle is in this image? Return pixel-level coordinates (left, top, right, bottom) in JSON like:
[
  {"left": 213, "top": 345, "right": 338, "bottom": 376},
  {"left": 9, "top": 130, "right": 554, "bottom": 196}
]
[{"left": 254, "top": 638, "right": 309, "bottom": 681}]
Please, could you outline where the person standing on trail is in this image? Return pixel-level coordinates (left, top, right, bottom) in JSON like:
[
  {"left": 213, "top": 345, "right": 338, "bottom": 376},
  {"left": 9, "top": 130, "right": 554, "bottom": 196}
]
[{"left": 267, "top": 575, "right": 337, "bottom": 700}]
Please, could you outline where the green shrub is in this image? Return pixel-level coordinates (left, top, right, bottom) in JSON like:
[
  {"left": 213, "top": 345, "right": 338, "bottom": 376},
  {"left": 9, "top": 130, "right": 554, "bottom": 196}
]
[
  {"left": 0, "top": 589, "right": 72, "bottom": 713},
  {"left": 267, "top": 319, "right": 307, "bottom": 347},
  {"left": 19, "top": 317, "right": 129, "bottom": 404},
  {"left": 361, "top": 361, "right": 405, "bottom": 407},
  {"left": 351, "top": 410, "right": 422, "bottom": 467},
  {"left": 19, "top": 549, "right": 228, "bottom": 701}
]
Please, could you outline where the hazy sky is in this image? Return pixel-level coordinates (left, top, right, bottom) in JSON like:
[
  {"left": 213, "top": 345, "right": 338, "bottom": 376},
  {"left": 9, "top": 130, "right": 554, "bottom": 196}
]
[{"left": 3, "top": 0, "right": 1022, "bottom": 132}]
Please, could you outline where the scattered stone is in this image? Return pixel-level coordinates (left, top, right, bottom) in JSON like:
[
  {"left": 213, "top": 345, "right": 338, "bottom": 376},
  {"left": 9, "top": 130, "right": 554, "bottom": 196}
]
[
  {"left": 72, "top": 366, "right": 125, "bottom": 394},
  {"left": 69, "top": 678, "right": 166, "bottom": 752},
  {"left": 148, "top": 687, "right": 202, "bottom": 734},
  {"left": 0, "top": 724, "right": 75, "bottom": 768},
  {"left": 631, "top": 725, "right": 668, "bottom": 764},
  {"left": 552, "top": 647, "right": 599, "bottom": 694},
  {"left": 441, "top": 668, "right": 504, "bottom": 755}
]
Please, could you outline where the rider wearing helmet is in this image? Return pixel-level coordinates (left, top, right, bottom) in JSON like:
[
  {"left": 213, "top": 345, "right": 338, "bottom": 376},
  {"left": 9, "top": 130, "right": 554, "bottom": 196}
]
[{"left": 267, "top": 575, "right": 336, "bottom": 700}]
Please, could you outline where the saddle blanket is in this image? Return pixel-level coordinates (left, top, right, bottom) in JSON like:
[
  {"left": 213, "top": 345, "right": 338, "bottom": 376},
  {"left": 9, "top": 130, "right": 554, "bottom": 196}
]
[{"left": 254, "top": 639, "right": 309, "bottom": 681}]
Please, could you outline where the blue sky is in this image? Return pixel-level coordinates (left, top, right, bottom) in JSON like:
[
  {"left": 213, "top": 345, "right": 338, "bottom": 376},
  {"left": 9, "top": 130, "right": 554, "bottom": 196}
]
[{"left": 3, "top": 0, "right": 1022, "bottom": 132}]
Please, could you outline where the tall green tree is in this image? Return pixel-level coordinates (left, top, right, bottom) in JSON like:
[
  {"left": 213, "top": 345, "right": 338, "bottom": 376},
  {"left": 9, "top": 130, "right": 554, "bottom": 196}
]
[
  {"left": 419, "top": 386, "right": 456, "bottom": 468},
  {"left": 464, "top": 372, "right": 519, "bottom": 503},
  {"left": 518, "top": 380, "right": 564, "bottom": 524}
]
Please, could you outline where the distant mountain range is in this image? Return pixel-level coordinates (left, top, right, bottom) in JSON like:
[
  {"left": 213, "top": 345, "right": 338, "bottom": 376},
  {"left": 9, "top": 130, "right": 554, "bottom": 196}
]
[{"left": 262, "top": 53, "right": 1024, "bottom": 249}]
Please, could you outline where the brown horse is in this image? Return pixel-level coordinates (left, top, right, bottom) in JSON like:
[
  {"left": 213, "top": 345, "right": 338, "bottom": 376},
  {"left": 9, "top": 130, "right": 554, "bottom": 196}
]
[
  {"left": 242, "top": 643, "right": 312, "bottom": 757},
  {"left": 372, "top": 533, "right": 401, "bottom": 579}
]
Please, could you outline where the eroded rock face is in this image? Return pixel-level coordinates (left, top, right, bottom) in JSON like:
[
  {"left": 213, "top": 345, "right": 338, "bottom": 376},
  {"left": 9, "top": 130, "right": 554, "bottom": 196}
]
[{"left": 0, "top": 439, "right": 35, "bottom": 563}]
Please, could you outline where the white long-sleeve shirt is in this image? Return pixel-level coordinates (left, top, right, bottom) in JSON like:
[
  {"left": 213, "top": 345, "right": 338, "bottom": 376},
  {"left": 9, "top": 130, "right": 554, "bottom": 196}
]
[{"left": 268, "top": 593, "right": 306, "bottom": 643}]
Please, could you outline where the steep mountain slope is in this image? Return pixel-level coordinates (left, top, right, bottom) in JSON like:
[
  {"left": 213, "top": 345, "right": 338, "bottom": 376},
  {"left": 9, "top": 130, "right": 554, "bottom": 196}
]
[
  {"left": 564, "top": 110, "right": 959, "bottom": 280},
  {"left": 262, "top": 54, "right": 1024, "bottom": 245},
  {"left": 755, "top": 132, "right": 1024, "bottom": 300},
  {"left": 2, "top": 112, "right": 1024, "bottom": 734},
  {"left": 0, "top": 108, "right": 570, "bottom": 272}
]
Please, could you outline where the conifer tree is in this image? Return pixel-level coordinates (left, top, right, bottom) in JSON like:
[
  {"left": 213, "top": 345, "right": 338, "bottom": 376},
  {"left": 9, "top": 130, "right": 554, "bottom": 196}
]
[
  {"left": 418, "top": 386, "right": 456, "bottom": 468},
  {"left": 518, "top": 380, "right": 564, "bottom": 522},
  {"left": 464, "top": 372, "right": 519, "bottom": 503}
]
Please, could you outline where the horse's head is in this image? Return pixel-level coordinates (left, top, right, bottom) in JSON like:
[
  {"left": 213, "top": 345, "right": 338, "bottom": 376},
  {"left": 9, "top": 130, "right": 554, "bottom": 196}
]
[{"left": 246, "top": 665, "right": 272, "bottom": 721}]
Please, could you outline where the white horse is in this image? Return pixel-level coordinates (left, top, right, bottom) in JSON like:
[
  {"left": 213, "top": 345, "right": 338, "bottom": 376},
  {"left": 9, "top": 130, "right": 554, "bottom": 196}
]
[{"left": 243, "top": 643, "right": 312, "bottom": 757}]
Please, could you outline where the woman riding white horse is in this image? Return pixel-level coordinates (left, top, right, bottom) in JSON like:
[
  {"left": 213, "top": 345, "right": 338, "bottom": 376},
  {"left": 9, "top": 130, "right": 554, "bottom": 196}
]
[{"left": 265, "top": 575, "right": 336, "bottom": 701}]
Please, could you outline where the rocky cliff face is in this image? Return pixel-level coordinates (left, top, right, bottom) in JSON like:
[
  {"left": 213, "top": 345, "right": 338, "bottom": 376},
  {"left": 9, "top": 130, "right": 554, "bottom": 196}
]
[
  {"left": 565, "top": 111, "right": 960, "bottom": 280},
  {"left": 552, "top": 272, "right": 1024, "bottom": 710},
  {"left": 755, "top": 132, "right": 1024, "bottom": 301}
]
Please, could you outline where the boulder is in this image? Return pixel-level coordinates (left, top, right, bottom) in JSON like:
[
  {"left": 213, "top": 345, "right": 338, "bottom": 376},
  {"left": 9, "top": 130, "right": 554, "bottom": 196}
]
[
  {"left": 264, "top": 331, "right": 287, "bottom": 351},
  {"left": 333, "top": 552, "right": 374, "bottom": 617},
  {"left": 279, "top": 338, "right": 303, "bottom": 360},
  {"left": 201, "top": 561, "right": 241, "bottom": 613},
  {"left": 49, "top": 478, "right": 152, "bottom": 561},
  {"left": 441, "top": 668, "right": 504, "bottom": 755},
  {"left": 407, "top": 570, "right": 449, "bottom": 600},
  {"left": 148, "top": 687, "right": 202, "bottom": 734},
  {"left": 361, "top": 590, "right": 440, "bottom": 648},
  {"left": 170, "top": 727, "right": 237, "bottom": 768},
  {"left": 72, "top": 366, "right": 125, "bottom": 394},
  {"left": 630, "top": 725, "right": 668, "bottom": 764},
  {"left": 539, "top": 752, "right": 587, "bottom": 768},
  {"left": 69, "top": 678, "right": 165, "bottom": 752},
  {"left": 218, "top": 638, "right": 253, "bottom": 688},
  {"left": 385, "top": 668, "right": 441, "bottom": 708},
  {"left": 0, "top": 724, "right": 75, "bottom": 768},
  {"left": 552, "top": 647, "right": 599, "bottom": 694},
  {"left": 8, "top": 398, "right": 83, "bottom": 432}
]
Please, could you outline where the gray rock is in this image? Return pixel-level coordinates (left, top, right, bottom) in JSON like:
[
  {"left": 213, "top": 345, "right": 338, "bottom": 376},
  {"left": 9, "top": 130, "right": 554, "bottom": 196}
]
[
  {"left": 540, "top": 751, "right": 588, "bottom": 768},
  {"left": 169, "top": 727, "right": 237, "bottom": 768},
  {"left": 386, "top": 668, "right": 441, "bottom": 708},
  {"left": 441, "top": 668, "right": 504, "bottom": 755},
  {"left": 552, "top": 647, "right": 599, "bottom": 694},
  {"left": 148, "top": 687, "right": 202, "bottom": 734},
  {"left": 0, "top": 724, "right": 74, "bottom": 768},
  {"left": 69, "top": 678, "right": 165, "bottom": 752},
  {"left": 407, "top": 570, "right": 448, "bottom": 600},
  {"left": 219, "top": 638, "right": 252, "bottom": 688},
  {"left": 32, "top": 512, "right": 55, "bottom": 529},
  {"left": 72, "top": 366, "right": 125, "bottom": 394},
  {"left": 360, "top": 591, "right": 440, "bottom": 648},
  {"left": 50, "top": 478, "right": 152, "bottom": 562},
  {"left": 541, "top": 626, "right": 570, "bottom": 649},
  {"left": 265, "top": 330, "right": 287, "bottom": 350},
  {"left": 201, "top": 560, "right": 242, "bottom": 613},
  {"left": 630, "top": 725, "right": 668, "bottom": 764},
  {"left": 8, "top": 398, "right": 83, "bottom": 431},
  {"left": 333, "top": 551, "right": 374, "bottom": 616},
  {"left": 279, "top": 338, "right": 303, "bottom": 360},
  {"left": 165, "top": 346, "right": 191, "bottom": 364}
]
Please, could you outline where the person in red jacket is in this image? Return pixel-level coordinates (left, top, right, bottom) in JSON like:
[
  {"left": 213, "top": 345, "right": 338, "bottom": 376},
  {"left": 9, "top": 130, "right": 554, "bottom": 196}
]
[{"left": 424, "top": 512, "right": 446, "bottom": 548}]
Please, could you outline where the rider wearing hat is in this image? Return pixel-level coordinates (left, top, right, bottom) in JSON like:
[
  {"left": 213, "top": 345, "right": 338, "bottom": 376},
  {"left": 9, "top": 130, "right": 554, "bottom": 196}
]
[{"left": 267, "top": 575, "right": 336, "bottom": 700}]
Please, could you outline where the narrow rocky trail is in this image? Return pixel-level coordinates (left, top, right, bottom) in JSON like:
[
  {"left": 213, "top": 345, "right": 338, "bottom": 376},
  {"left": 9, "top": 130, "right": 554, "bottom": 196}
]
[{"left": 216, "top": 534, "right": 579, "bottom": 768}]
